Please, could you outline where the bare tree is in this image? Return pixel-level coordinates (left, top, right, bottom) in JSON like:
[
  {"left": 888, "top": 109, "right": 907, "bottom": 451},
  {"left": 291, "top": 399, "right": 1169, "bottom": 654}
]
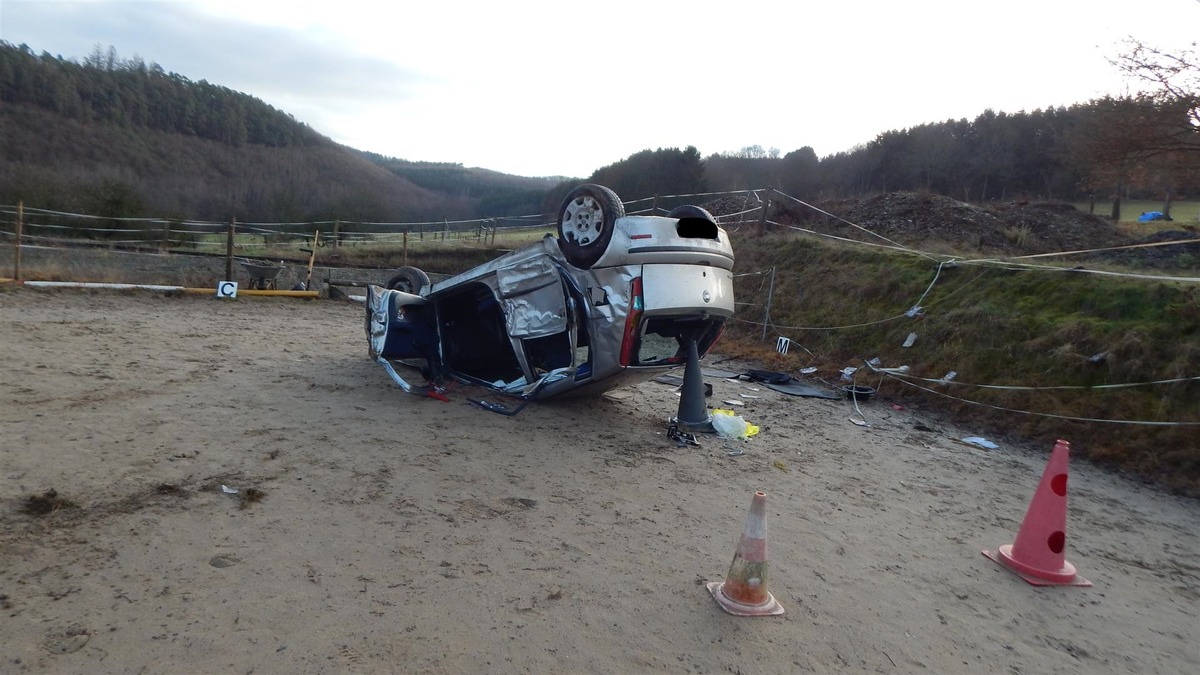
[
  {"left": 1110, "top": 38, "right": 1198, "bottom": 138},
  {"left": 1107, "top": 39, "right": 1200, "bottom": 216}
]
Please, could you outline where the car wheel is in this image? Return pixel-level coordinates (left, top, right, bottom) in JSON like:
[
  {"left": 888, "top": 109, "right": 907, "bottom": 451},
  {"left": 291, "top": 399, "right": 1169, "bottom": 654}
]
[
  {"left": 386, "top": 266, "right": 431, "bottom": 295},
  {"left": 556, "top": 184, "right": 624, "bottom": 269}
]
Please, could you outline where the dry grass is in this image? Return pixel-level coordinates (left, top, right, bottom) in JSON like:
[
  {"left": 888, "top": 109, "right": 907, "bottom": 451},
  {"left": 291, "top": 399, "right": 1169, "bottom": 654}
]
[
  {"left": 724, "top": 232, "right": 1200, "bottom": 495},
  {"left": 20, "top": 489, "right": 77, "bottom": 516}
]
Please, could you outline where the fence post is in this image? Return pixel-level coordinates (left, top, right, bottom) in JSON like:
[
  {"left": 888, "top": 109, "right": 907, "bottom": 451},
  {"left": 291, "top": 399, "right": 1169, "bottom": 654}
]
[
  {"left": 14, "top": 200, "right": 22, "bottom": 281},
  {"left": 651, "top": 195, "right": 658, "bottom": 215},
  {"left": 333, "top": 220, "right": 341, "bottom": 249},
  {"left": 225, "top": 218, "right": 235, "bottom": 282},
  {"left": 761, "top": 266, "right": 776, "bottom": 341},
  {"left": 757, "top": 188, "right": 772, "bottom": 236},
  {"left": 442, "top": 218, "right": 448, "bottom": 241},
  {"left": 304, "top": 230, "right": 319, "bottom": 291},
  {"left": 403, "top": 231, "right": 408, "bottom": 267}
]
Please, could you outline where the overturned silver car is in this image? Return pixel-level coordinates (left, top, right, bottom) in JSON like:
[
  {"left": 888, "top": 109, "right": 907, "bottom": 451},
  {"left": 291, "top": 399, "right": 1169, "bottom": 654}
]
[{"left": 364, "top": 184, "right": 735, "bottom": 402}]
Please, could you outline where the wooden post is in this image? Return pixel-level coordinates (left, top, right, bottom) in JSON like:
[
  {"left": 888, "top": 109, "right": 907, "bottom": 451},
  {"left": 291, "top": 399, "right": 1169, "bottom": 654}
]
[
  {"left": 14, "top": 200, "right": 23, "bottom": 281},
  {"left": 159, "top": 219, "right": 172, "bottom": 252},
  {"left": 757, "top": 188, "right": 771, "bottom": 236},
  {"left": 225, "top": 218, "right": 235, "bottom": 282},
  {"left": 403, "top": 231, "right": 409, "bottom": 267},
  {"left": 333, "top": 220, "right": 341, "bottom": 249},
  {"left": 442, "top": 218, "right": 448, "bottom": 241},
  {"left": 651, "top": 195, "right": 658, "bottom": 215},
  {"left": 304, "top": 230, "right": 319, "bottom": 291}
]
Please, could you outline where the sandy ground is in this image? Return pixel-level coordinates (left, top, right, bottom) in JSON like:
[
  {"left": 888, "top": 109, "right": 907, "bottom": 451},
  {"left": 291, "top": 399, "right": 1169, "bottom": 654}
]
[{"left": 1, "top": 288, "right": 1197, "bottom": 675}]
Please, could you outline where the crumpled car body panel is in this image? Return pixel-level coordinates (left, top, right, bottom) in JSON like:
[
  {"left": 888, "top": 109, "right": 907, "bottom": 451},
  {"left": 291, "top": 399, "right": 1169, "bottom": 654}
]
[{"left": 366, "top": 207, "right": 735, "bottom": 401}]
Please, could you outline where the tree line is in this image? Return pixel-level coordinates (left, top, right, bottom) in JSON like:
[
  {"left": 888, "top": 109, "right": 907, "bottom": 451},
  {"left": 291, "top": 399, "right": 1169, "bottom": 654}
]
[
  {"left": 0, "top": 41, "right": 321, "bottom": 147},
  {"left": 1, "top": 39, "right": 1194, "bottom": 224},
  {"left": 584, "top": 97, "right": 1196, "bottom": 221},
  {"left": 566, "top": 40, "right": 1197, "bottom": 220}
]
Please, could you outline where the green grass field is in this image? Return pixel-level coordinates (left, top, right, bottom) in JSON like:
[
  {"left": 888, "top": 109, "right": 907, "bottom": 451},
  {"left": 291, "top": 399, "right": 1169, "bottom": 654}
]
[{"left": 1072, "top": 200, "right": 1200, "bottom": 231}]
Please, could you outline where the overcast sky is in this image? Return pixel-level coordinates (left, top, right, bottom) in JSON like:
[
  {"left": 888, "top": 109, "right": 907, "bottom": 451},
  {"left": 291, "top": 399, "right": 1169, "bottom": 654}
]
[{"left": 2, "top": 0, "right": 1198, "bottom": 178}]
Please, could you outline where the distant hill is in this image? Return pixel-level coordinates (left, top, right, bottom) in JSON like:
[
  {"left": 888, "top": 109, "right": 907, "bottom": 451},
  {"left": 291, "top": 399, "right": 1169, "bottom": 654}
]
[{"left": 0, "top": 42, "right": 556, "bottom": 223}]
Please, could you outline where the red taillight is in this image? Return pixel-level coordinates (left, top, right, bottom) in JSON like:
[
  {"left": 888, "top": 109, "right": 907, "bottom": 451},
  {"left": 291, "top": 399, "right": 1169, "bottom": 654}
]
[{"left": 619, "top": 276, "right": 644, "bottom": 366}]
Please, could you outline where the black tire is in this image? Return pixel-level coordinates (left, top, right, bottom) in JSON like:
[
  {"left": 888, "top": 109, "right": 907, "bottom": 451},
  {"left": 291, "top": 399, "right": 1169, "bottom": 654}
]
[
  {"left": 385, "top": 266, "right": 431, "bottom": 295},
  {"left": 556, "top": 184, "right": 624, "bottom": 269}
]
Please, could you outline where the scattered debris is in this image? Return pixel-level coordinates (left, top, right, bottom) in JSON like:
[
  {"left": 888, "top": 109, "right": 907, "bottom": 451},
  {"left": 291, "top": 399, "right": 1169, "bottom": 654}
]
[
  {"left": 711, "top": 409, "right": 759, "bottom": 440},
  {"left": 239, "top": 488, "right": 266, "bottom": 509},
  {"left": 21, "top": 489, "right": 76, "bottom": 516},
  {"left": 959, "top": 436, "right": 999, "bottom": 450},
  {"left": 744, "top": 369, "right": 792, "bottom": 385},
  {"left": 666, "top": 418, "right": 700, "bottom": 447},
  {"left": 220, "top": 484, "right": 239, "bottom": 494},
  {"left": 843, "top": 385, "right": 876, "bottom": 401}
]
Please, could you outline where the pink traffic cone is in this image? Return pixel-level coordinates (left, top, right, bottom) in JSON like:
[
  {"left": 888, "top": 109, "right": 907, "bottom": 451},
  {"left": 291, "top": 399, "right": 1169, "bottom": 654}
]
[{"left": 983, "top": 439, "right": 1091, "bottom": 586}]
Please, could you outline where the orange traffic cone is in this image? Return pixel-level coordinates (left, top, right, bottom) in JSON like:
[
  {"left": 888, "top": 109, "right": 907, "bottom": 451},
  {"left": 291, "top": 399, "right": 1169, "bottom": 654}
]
[
  {"left": 982, "top": 439, "right": 1092, "bottom": 586},
  {"left": 707, "top": 491, "right": 785, "bottom": 616}
]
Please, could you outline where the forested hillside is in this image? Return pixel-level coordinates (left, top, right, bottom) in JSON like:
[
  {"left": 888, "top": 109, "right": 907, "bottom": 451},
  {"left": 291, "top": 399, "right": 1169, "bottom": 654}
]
[
  {"left": 1, "top": 40, "right": 1194, "bottom": 224},
  {"left": 700, "top": 100, "right": 1198, "bottom": 217},
  {"left": 0, "top": 43, "right": 552, "bottom": 222}
]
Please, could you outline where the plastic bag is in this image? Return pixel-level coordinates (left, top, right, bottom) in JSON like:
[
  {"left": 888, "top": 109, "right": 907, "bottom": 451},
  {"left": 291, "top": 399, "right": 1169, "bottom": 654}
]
[
  {"left": 712, "top": 409, "right": 762, "bottom": 440},
  {"left": 712, "top": 413, "right": 747, "bottom": 439}
]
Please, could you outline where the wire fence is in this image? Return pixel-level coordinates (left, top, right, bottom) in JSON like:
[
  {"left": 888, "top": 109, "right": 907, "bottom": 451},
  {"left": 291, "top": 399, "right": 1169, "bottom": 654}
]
[
  {"left": 0, "top": 204, "right": 562, "bottom": 253},
  {"left": 3, "top": 188, "right": 1197, "bottom": 426}
]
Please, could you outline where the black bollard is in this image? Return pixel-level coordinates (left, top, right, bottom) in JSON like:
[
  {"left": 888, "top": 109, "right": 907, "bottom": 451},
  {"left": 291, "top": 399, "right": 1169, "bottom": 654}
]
[{"left": 675, "top": 338, "right": 714, "bottom": 433}]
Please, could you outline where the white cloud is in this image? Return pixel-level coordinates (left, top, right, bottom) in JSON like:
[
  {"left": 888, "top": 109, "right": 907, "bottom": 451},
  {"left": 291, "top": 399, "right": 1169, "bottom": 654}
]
[{"left": 2, "top": 0, "right": 1197, "bottom": 176}]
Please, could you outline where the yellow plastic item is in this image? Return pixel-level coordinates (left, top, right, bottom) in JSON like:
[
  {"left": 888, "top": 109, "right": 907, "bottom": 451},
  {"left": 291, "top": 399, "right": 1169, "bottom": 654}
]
[{"left": 712, "top": 409, "right": 760, "bottom": 439}]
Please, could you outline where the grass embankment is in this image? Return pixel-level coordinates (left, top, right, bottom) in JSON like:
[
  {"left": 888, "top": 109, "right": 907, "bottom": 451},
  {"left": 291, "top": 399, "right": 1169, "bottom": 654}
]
[{"left": 722, "top": 234, "right": 1200, "bottom": 496}]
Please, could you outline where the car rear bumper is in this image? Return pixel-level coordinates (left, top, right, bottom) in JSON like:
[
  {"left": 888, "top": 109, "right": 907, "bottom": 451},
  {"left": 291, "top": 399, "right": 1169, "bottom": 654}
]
[{"left": 640, "top": 264, "right": 734, "bottom": 317}]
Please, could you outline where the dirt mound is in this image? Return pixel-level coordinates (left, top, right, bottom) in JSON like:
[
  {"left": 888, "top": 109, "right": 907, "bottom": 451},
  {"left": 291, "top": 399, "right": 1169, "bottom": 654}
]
[
  {"left": 1091, "top": 229, "right": 1200, "bottom": 269},
  {"left": 769, "top": 191, "right": 1135, "bottom": 257}
]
